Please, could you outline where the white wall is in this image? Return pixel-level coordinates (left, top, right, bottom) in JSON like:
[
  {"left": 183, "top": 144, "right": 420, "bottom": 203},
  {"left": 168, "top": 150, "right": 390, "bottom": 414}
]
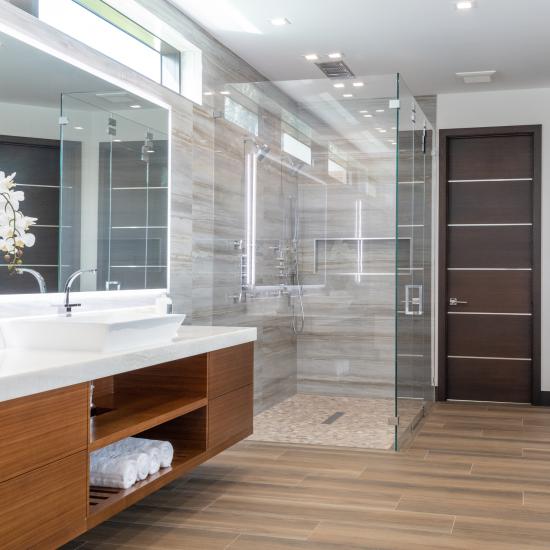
[
  {"left": 0, "top": 101, "right": 59, "bottom": 139},
  {"left": 437, "top": 87, "right": 549, "bottom": 390}
]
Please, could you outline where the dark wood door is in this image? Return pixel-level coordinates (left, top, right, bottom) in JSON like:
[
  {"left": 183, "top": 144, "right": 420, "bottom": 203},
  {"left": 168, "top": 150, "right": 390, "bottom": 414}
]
[
  {"left": 0, "top": 135, "right": 60, "bottom": 293},
  {"left": 440, "top": 127, "right": 541, "bottom": 403}
]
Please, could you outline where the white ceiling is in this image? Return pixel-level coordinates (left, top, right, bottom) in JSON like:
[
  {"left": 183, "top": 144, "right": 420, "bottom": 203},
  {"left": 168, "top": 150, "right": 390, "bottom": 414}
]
[{"left": 170, "top": 0, "right": 550, "bottom": 95}]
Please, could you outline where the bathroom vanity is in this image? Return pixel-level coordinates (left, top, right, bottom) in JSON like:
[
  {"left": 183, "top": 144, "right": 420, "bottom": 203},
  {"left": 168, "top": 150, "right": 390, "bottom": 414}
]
[{"left": 0, "top": 325, "right": 256, "bottom": 548}]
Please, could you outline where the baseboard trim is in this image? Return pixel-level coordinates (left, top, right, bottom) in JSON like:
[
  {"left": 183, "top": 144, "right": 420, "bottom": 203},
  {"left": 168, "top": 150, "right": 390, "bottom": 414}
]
[
  {"left": 535, "top": 391, "right": 550, "bottom": 406},
  {"left": 437, "top": 387, "right": 550, "bottom": 406}
]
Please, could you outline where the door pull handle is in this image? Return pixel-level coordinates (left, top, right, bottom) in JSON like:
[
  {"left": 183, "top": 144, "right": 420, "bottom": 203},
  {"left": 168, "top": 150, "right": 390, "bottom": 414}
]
[{"left": 449, "top": 297, "right": 468, "bottom": 306}]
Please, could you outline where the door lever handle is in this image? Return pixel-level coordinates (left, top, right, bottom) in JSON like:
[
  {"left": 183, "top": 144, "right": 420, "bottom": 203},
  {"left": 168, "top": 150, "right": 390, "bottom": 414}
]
[{"left": 449, "top": 297, "right": 468, "bottom": 306}]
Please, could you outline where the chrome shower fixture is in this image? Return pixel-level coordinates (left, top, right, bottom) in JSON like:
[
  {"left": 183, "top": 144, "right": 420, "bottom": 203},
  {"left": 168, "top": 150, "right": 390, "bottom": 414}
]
[
  {"left": 141, "top": 131, "right": 155, "bottom": 162},
  {"left": 255, "top": 143, "right": 270, "bottom": 162}
]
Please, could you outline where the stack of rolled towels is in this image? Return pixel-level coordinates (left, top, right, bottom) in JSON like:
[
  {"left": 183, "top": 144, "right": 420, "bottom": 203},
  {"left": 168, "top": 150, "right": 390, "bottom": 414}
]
[{"left": 90, "top": 437, "right": 174, "bottom": 489}]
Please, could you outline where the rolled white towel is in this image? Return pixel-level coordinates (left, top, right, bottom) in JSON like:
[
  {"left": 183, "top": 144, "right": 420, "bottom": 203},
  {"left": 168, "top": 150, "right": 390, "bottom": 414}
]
[
  {"left": 90, "top": 451, "right": 137, "bottom": 489},
  {"left": 125, "top": 451, "right": 150, "bottom": 481},
  {"left": 126, "top": 437, "right": 174, "bottom": 469},
  {"left": 147, "top": 445, "right": 161, "bottom": 475},
  {"left": 154, "top": 440, "right": 174, "bottom": 468}
]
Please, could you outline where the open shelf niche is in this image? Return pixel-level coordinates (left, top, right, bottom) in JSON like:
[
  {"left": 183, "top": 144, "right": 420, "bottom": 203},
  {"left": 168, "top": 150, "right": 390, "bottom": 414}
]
[{"left": 88, "top": 354, "right": 209, "bottom": 525}]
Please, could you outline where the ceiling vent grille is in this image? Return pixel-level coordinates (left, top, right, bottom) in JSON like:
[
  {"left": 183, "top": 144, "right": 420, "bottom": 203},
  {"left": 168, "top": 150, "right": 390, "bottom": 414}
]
[{"left": 315, "top": 60, "right": 355, "bottom": 79}]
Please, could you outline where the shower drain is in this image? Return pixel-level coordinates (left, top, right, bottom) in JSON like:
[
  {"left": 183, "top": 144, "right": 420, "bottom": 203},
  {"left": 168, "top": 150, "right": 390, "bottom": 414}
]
[{"left": 322, "top": 411, "right": 346, "bottom": 425}]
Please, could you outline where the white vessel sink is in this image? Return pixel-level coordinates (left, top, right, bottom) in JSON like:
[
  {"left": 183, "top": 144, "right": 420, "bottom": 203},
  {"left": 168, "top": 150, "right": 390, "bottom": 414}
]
[{"left": 0, "top": 310, "right": 186, "bottom": 353}]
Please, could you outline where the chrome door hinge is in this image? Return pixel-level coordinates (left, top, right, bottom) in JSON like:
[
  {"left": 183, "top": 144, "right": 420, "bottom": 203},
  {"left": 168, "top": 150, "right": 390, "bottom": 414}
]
[{"left": 58, "top": 116, "right": 68, "bottom": 126}]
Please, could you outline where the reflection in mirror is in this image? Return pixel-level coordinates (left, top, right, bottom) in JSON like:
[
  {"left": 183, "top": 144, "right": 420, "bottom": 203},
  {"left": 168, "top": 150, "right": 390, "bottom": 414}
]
[{"left": 0, "top": 31, "right": 169, "bottom": 295}]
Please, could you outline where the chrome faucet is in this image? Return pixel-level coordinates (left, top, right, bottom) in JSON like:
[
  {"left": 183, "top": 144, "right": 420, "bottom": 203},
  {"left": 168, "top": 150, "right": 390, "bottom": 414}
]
[
  {"left": 16, "top": 268, "right": 47, "bottom": 293},
  {"left": 63, "top": 268, "right": 97, "bottom": 314}
]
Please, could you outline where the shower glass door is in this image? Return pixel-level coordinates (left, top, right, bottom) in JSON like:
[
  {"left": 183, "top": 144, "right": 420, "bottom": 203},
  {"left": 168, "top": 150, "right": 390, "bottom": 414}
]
[{"left": 395, "top": 77, "right": 435, "bottom": 449}]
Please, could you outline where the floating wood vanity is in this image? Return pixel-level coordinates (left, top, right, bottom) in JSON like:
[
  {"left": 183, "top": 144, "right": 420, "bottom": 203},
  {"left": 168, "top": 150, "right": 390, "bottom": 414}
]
[{"left": 0, "top": 327, "right": 256, "bottom": 549}]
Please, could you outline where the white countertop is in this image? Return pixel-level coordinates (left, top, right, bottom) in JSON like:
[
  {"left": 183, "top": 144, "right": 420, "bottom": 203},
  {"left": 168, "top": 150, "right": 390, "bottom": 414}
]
[{"left": 0, "top": 325, "right": 257, "bottom": 403}]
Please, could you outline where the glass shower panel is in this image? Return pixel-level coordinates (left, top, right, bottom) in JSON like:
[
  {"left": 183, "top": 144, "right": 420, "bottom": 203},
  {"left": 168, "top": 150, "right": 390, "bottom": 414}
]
[
  {"left": 395, "top": 79, "right": 434, "bottom": 449},
  {"left": 59, "top": 93, "right": 102, "bottom": 291},
  {"left": 211, "top": 75, "right": 404, "bottom": 450},
  {"left": 59, "top": 93, "right": 168, "bottom": 291}
]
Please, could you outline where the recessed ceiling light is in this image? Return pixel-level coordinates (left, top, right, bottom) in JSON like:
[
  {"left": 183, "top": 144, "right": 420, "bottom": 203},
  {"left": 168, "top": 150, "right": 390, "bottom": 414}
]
[
  {"left": 333, "top": 83, "right": 345, "bottom": 88},
  {"left": 391, "top": 126, "right": 397, "bottom": 130},
  {"left": 376, "top": 109, "right": 385, "bottom": 113},
  {"left": 219, "top": 90, "right": 231, "bottom": 95},
  {"left": 342, "top": 93, "right": 353, "bottom": 98},
  {"left": 363, "top": 114, "right": 373, "bottom": 118},
  {"left": 304, "top": 53, "right": 319, "bottom": 61},
  {"left": 113, "top": 139, "right": 122, "bottom": 142},
  {"left": 130, "top": 104, "right": 141, "bottom": 109},
  {"left": 456, "top": 1, "right": 474, "bottom": 9},
  {"left": 353, "top": 82, "right": 364, "bottom": 87},
  {"left": 328, "top": 52, "right": 342, "bottom": 59},
  {"left": 203, "top": 91, "right": 214, "bottom": 96},
  {"left": 73, "top": 126, "right": 84, "bottom": 130},
  {"left": 379, "top": 129, "right": 387, "bottom": 133},
  {"left": 359, "top": 110, "right": 368, "bottom": 113},
  {"left": 270, "top": 17, "right": 291, "bottom": 26}
]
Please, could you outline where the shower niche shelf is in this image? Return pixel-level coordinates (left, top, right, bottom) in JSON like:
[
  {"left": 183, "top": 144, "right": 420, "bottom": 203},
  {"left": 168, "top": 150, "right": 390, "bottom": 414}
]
[{"left": 313, "top": 237, "right": 412, "bottom": 274}]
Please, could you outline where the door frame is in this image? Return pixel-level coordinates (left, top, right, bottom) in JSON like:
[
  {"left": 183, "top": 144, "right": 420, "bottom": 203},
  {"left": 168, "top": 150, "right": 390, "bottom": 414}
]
[{"left": 437, "top": 125, "right": 542, "bottom": 404}]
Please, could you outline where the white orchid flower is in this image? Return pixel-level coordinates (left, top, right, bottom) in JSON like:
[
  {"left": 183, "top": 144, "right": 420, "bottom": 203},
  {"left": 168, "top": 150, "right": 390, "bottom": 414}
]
[
  {"left": 23, "top": 216, "right": 37, "bottom": 229},
  {"left": 0, "top": 169, "right": 38, "bottom": 267},
  {"left": 0, "top": 172, "right": 16, "bottom": 193},
  {"left": 15, "top": 233, "right": 35, "bottom": 248}
]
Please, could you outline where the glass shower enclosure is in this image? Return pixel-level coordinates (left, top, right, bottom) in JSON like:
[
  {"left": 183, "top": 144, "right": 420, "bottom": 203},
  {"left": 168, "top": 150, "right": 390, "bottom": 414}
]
[
  {"left": 201, "top": 73, "right": 434, "bottom": 450},
  {"left": 59, "top": 92, "right": 169, "bottom": 292}
]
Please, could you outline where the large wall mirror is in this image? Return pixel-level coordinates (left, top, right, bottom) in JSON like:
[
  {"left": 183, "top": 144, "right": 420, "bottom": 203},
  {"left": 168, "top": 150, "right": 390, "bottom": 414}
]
[{"left": 0, "top": 31, "right": 169, "bottom": 295}]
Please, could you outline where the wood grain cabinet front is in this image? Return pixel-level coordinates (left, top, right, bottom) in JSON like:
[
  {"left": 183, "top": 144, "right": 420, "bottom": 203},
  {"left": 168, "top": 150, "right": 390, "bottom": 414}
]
[
  {"left": 208, "top": 384, "right": 253, "bottom": 450},
  {"left": 0, "top": 343, "right": 255, "bottom": 546},
  {"left": 208, "top": 342, "right": 253, "bottom": 399},
  {"left": 0, "top": 451, "right": 87, "bottom": 549},
  {"left": 0, "top": 384, "right": 88, "bottom": 483}
]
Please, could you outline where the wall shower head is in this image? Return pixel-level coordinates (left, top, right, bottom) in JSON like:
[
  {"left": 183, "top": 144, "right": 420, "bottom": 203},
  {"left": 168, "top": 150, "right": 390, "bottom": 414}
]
[{"left": 255, "top": 143, "right": 270, "bottom": 162}]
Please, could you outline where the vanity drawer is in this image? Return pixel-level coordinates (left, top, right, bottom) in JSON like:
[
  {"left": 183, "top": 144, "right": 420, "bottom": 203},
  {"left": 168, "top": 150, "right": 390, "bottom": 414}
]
[
  {"left": 208, "top": 384, "right": 253, "bottom": 449},
  {"left": 0, "top": 384, "right": 88, "bottom": 482},
  {"left": 0, "top": 451, "right": 87, "bottom": 549},
  {"left": 208, "top": 343, "right": 254, "bottom": 399}
]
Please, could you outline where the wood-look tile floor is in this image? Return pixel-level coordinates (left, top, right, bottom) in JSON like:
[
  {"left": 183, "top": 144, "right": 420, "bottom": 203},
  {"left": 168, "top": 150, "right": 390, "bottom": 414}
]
[{"left": 66, "top": 402, "right": 550, "bottom": 549}]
